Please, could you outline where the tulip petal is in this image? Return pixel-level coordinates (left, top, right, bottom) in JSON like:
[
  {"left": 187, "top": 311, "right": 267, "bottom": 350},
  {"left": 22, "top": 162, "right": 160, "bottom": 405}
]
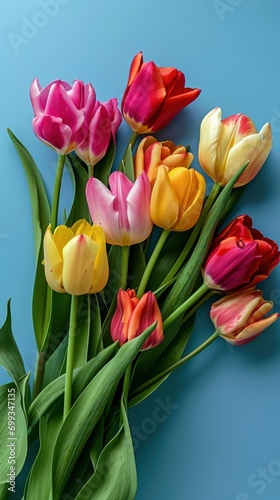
[
  {"left": 122, "top": 62, "right": 166, "bottom": 131},
  {"left": 43, "top": 225, "right": 65, "bottom": 293},
  {"left": 62, "top": 234, "right": 98, "bottom": 295},
  {"left": 111, "top": 290, "right": 136, "bottom": 345},
  {"left": 45, "top": 83, "right": 85, "bottom": 136},
  {"left": 127, "top": 291, "right": 164, "bottom": 349},
  {"left": 150, "top": 166, "right": 179, "bottom": 230},
  {"left": 173, "top": 170, "right": 206, "bottom": 231},
  {"left": 198, "top": 107, "right": 224, "bottom": 182},
  {"left": 126, "top": 172, "right": 153, "bottom": 244},
  {"left": 226, "top": 123, "right": 272, "bottom": 186},
  {"left": 89, "top": 226, "right": 109, "bottom": 293}
]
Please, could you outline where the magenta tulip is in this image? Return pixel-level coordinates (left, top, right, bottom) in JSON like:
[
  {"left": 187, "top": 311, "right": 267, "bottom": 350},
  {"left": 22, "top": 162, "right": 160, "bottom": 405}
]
[
  {"left": 75, "top": 97, "right": 122, "bottom": 167},
  {"left": 86, "top": 171, "right": 152, "bottom": 246},
  {"left": 203, "top": 215, "right": 280, "bottom": 291},
  {"left": 210, "top": 290, "right": 279, "bottom": 345},
  {"left": 30, "top": 78, "right": 96, "bottom": 154}
]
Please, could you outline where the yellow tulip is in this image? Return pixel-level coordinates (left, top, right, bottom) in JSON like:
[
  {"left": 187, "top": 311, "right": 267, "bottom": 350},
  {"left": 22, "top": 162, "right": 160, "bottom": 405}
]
[
  {"left": 150, "top": 166, "right": 206, "bottom": 231},
  {"left": 43, "top": 219, "right": 109, "bottom": 295},
  {"left": 198, "top": 107, "right": 272, "bottom": 187}
]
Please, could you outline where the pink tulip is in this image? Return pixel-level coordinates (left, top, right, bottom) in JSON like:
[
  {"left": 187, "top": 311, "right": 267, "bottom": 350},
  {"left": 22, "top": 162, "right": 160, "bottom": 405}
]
[
  {"left": 210, "top": 290, "right": 279, "bottom": 345},
  {"left": 111, "top": 289, "right": 164, "bottom": 350},
  {"left": 86, "top": 171, "right": 152, "bottom": 246},
  {"left": 121, "top": 52, "right": 201, "bottom": 133},
  {"left": 30, "top": 78, "right": 96, "bottom": 154},
  {"left": 75, "top": 97, "right": 122, "bottom": 167}
]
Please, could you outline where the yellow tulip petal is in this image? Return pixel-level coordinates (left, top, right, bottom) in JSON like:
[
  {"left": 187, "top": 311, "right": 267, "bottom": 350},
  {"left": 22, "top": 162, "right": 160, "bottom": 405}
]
[
  {"left": 173, "top": 171, "right": 206, "bottom": 231},
  {"left": 62, "top": 234, "right": 99, "bottom": 295},
  {"left": 71, "top": 219, "right": 93, "bottom": 237},
  {"left": 53, "top": 225, "right": 74, "bottom": 258},
  {"left": 90, "top": 226, "right": 109, "bottom": 293},
  {"left": 198, "top": 107, "right": 223, "bottom": 181},
  {"left": 43, "top": 225, "right": 64, "bottom": 293},
  {"left": 150, "top": 166, "right": 179, "bottom": 230}
]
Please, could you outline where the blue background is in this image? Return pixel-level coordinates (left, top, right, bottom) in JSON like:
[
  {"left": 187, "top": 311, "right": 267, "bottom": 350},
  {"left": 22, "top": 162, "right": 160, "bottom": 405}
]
[{"left": 1, "top": 0, "right": 280, "bottom": 499}]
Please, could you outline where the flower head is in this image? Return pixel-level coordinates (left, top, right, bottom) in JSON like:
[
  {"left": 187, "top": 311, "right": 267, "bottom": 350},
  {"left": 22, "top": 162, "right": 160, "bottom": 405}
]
[
  {"left": 75, "top": 97, "right": 122, "bottom": 167},
  {"left": 43, "top": 220, "right": 108, "bottom": 295},
  {"left": 210, "top": 290, "right": 279, "bottom": 345},
  {"left": 30, "top": 78, "right": 96, "bottom": 155},
  {"left": 86, "top": 171, "right": 152, "bottom": 246},
  {"left": 198, "top": 107, "right": 272, "bottom": 186},
  {"left": 203, "top": 215, "right": 280, "bottom": 291},
  {"left": 134, "top": 136, "right": 193, "bottom": 186},
  {"left": 110, "top": 289, "right": 164, "bottom": 350},
  {"left": 121, "top": 52, "right": 201, "bottom": 133},
  {"left": 150, "top": 166, "right": 206, "bottom": 231}
]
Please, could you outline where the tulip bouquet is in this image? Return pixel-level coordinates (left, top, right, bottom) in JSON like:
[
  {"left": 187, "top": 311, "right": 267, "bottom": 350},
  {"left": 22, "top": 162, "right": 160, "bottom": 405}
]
[{"left": 0, "top": 51, "right": 279, "bottom": 500}]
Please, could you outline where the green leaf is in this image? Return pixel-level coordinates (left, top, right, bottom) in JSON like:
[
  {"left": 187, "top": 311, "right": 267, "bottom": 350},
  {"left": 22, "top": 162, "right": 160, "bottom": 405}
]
[
  {"left": 129, "top": 314, "right": 196, "bottom": 406},
  {"left": 122, "top": 143, "right": 134, "bottom": 182},
  {"left": 0, "top": 383, "right": 28, "bottom": 484},
  {"left": 94, "top": 140, "right": 117, "bottom": 186},
  {"left": 162, "top": 162, "right": 249, "bottom": 318},
  {"left": 88, "top": 295, "right": 103, "bottom": 358},
  {"left": 25, "top": 404, "right": 63, "bottom": 499},
  {"left": 0, "top": 301, "right": 26, "bottom": 387},
  {"left": 65, "top": 154, "right": 90, "bottom": 225},
  {"left": 28, "top": 343, "right": 117, "bottom": 433},
  {"left": 76, "top": 397, "right": 137, "bottom": 500},
  {"left": 7, "top": 129, "right": 51, "bottom": 350},
  {"left": 0, "top": 482, "right": 8, "bottom": 500},
  {"left": 51, "top": 322, "right": 156, "bottom": 498}
]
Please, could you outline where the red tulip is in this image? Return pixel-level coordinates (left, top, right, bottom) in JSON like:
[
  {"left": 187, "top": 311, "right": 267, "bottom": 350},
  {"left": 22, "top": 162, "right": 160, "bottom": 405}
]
[
  {"left": 203, "top": 215, "right": 280, "bottom": 291},
  {"left": 110, "top": 289, "right": 164, "bottom": 350},
  {"left": 121, "top": 52, "right": 201, "bottom": 133}
]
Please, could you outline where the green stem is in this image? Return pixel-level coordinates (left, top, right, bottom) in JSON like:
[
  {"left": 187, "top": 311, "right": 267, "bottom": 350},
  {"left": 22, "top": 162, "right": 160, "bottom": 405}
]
[
  {"left": 160, "top": 183, "right": 222, "bottom": 286},
  {"left": 130, "top": 331, "right": 219, "bottom": 400},
  {"left": 182, "top": 289, "right": 214, "bottom": 325},
  {"left": 50, "top": 154, "right": 66, "bottom": 231},
  {"left": 120, "top": 246, "right": 130, "bottom": 290},
  {"left": 163, "top": 283, "right": 209, "bottom": 330},
  {"left": 63, "top": 295, "right": 79, "bottom": 421},
  {"left": 137, "top": 229, "right": 170, "bottom": 298},
  {"left": 88, "top": 163, "right": 94, "bottom": 178}
]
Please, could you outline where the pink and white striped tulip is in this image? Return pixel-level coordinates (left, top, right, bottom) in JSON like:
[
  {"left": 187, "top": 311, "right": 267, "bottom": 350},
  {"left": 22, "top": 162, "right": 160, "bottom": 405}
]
[
  {"left": 30, "top": 78, "right": 96, "bottom": 155},
  {"left": 210, "top": 290, "right": 279, "bottom": 346},
  {"left": 86, "top": 171, "right": 152, "bottom": 246},
  {"left": 198, "top": 107, "right": 272, "bottom": 187},
  {"left": 75, "top": 97, "right": 122, "bottom": 167}
]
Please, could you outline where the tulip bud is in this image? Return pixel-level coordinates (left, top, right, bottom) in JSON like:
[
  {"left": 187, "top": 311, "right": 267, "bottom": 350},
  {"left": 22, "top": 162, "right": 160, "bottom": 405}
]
[
  {"left": 150, "top": 165, "right": 206, "bottom": 231},
  {"left": 43, "top": 219, "right": 108, "bottom": 295},
  {"left": 121, "top": 52, "right": 201, "bottom": 133},
  {"left": 198, "top": 107, "right": 273, "bottom": 187},
  {"left": 111, "top": 289, "right": 164, "bottom": 350},
  {"left": 30, "top": 78, "right": 96, "bottom": 155},
  {"left": 86, "top": 171, "right": 153, "bottom": 246},
  {"left": 203, "top": 215, "right": 280, "bottom": 292},
  {"left": 210, "top": 290, "right": 279, "bottom": 345},
  {"left": 134, "top": 136, "right": 193, "bottom": 186}
]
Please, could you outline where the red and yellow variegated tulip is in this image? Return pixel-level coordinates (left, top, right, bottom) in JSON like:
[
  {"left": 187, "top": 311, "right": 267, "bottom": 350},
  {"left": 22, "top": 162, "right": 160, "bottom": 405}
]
[
  {"left": 121, "top": 52, "right": 201, "bottom": 133},
  {"left": 150, "top": 166, "right": 206, "bottom": 231},
  {"left": 210, "top": 290, "right": 279, "bottom": 346},
  {"left": 30, "top": 78, "right": 96, "bottom": 154},
  {"left": 75, "top": 97, "right": 122, "bottom": 167},
  {"left": 134, "top": 136, "right": 194, "bottom": 186},
  {"left": 203, "top": 215, "right": 280, "bottom": 292},
  {"left": 43, "top": 220, "right": 108, "bottom": 295},
  {"left": 198, "top": 107, "right": 272, "bottom": 186},
  {"left": 86, "top": 171, "right": 152, "bottom": 246},
  {"left": 110, "top": 289, "right": 164, "bottom": 350}
]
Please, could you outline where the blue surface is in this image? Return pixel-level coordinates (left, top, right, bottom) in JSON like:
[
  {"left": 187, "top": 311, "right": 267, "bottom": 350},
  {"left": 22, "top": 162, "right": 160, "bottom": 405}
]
[{"left": 1, "top": 1, "right": 280, "bottom": 499}]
